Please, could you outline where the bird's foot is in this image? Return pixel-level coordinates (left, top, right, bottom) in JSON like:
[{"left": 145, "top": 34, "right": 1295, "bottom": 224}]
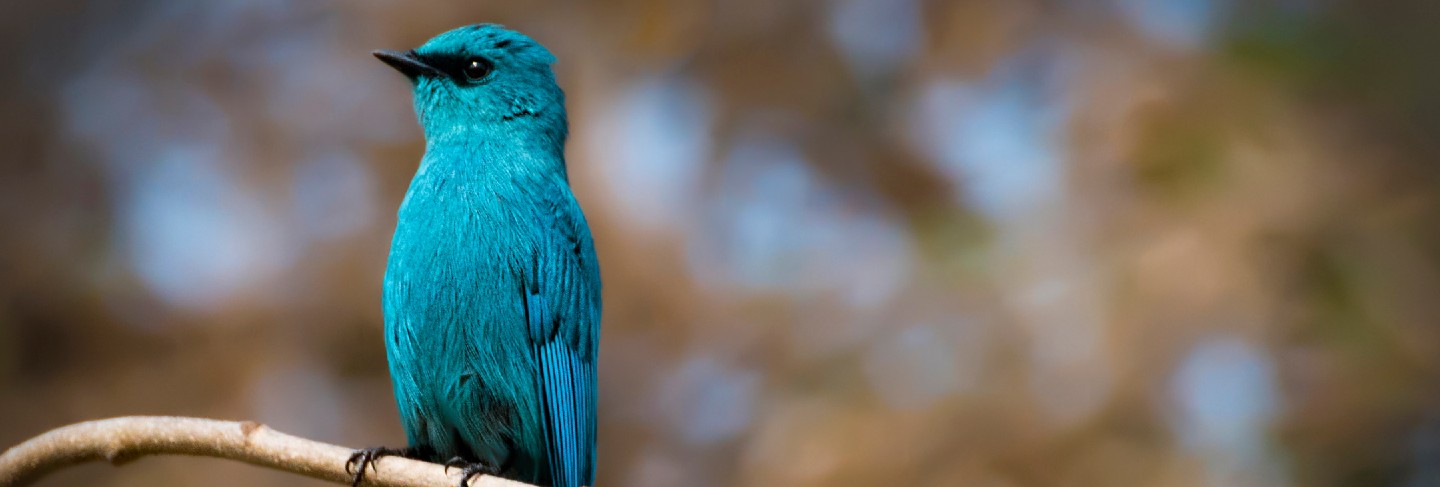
[
  {"left": 444, "top": 458, "right": 501, "bottom": 487},
  {"left": 346, "top": 446, "right": 422, "bottom": 487}
]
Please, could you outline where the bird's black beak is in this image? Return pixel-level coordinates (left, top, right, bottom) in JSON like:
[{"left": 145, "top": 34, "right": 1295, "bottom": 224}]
[{"left": 373, "top": 49, "right": 441, "bottom": 79}]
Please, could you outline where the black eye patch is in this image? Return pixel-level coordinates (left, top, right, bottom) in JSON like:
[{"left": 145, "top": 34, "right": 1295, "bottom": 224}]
[{"left": 414, "top": 53, "right": 495, "bottom": 83}]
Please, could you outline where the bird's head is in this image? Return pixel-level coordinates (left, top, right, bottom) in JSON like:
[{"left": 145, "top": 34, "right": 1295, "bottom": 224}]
[{"left": 374, "top": 24, "right": 567, "bottom": 147}]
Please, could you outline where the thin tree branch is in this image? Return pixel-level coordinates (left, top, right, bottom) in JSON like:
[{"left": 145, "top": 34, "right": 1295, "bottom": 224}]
[{"left": 0, "top": 416, "right": 534, "bottom": 487}]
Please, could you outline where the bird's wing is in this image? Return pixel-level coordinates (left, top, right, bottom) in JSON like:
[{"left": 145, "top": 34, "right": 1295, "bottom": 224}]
[{"left": 524, "top": 190, "right": 600, "bottom": 487}]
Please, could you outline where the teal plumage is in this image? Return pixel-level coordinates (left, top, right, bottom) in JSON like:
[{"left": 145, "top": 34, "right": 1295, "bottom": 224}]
[{"left": 359, "top": 24, "right": 599, "bottom": 487}]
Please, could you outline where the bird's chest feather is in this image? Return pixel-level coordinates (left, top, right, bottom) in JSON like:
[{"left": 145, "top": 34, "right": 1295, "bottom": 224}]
[{"left": 382, "top": 166, "right": 546, "bottom": 342}]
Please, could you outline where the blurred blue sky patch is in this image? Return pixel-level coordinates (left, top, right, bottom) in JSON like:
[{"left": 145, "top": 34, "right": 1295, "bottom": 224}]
[
  {"left": 1170, "top": 335, "right": 1288, "bottom": 486},
  {"left": 121, "top": 147, "right": 289, "bottom": 311},
  {"left": 657, "top": 354, "right": 761, "bottom": 447},
  {"left": 906, "top": 49, "right": 1072, "bottom": 224},
  {"left": 1118, "top": 0, "right": 1230, "bottom": 49},
  {"left": 686, "top": 126, "right": 913, "bottom": 310},
  {"left": 588, "top": 73, "right": 714, "bottom": 234},
  {"left": 827, "top": 0, "right": 922, "bottom": 79}
]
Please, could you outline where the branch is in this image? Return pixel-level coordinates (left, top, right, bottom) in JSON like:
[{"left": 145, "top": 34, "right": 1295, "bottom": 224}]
[{"left": 0, "top": 416, "right": 534, "bottom": 487}]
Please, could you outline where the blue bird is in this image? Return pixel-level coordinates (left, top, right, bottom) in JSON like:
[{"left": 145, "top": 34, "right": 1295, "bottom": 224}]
[{"left": 349, "top": 24, "right": 600, "bottom": 487}]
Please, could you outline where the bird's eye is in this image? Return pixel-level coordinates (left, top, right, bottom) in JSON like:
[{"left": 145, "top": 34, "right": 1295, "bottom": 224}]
[{"left": 461, "top": 58, "right": 492, "bottom": 81}]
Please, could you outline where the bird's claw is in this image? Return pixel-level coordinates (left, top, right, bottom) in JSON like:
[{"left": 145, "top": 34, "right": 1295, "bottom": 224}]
[
  {"left": 346, "top": 446, "right": 415, "bottom": 487},
  {"left": 448, "top": 460, "right": 500, "bottom": 487}
]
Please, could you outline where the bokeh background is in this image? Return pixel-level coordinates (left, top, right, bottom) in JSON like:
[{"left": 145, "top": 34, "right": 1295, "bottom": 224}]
[{"left": 3, "top": 1, "right": 1439, "bottom": 486}]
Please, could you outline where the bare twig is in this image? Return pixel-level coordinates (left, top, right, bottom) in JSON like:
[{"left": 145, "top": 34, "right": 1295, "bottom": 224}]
[{"left": 0, "top": 416, "right": 533, "bottom": 487}]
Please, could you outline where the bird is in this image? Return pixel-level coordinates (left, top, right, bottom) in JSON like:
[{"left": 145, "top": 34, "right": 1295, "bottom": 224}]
[{"left": 349, "top": 24, "right": 600, "bottom": 487}]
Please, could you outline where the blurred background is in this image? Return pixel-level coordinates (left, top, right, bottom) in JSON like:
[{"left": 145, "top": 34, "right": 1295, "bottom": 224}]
[{"left": 2, "top": 1, "right": 1439, "bottom": 486}]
